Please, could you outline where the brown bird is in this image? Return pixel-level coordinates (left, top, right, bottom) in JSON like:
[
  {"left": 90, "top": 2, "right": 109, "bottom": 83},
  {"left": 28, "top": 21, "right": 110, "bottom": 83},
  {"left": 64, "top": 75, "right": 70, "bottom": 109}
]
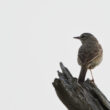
[{"left": 74, "top": 33, "right": 103, "bottom": 83}]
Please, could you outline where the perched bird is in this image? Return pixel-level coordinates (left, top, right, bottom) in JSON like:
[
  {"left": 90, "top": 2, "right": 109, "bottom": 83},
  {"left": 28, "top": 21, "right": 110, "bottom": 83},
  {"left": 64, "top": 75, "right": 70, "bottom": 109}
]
[{"left": 74, "top": 33, "right": 103, "bottom": 83}]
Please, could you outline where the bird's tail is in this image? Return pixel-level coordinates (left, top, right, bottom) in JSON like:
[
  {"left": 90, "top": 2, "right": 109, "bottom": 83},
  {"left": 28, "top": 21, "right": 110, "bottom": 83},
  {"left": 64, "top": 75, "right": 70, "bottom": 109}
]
[{"left": 78, "top": 66, "right": 87, "bottom": 83}]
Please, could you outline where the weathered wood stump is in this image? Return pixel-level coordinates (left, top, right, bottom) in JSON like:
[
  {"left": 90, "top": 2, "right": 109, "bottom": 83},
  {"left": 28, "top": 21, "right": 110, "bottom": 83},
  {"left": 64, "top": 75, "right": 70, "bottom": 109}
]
[{"left": 52, "top": 62, "right": 110, "bottom": 110}]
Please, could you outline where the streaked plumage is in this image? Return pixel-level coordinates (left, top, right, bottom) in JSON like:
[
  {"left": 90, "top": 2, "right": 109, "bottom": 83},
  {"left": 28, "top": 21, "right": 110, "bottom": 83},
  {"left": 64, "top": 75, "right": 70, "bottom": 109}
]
[{"left": 74, "top": 33, "right": 103, "bottom": 83}]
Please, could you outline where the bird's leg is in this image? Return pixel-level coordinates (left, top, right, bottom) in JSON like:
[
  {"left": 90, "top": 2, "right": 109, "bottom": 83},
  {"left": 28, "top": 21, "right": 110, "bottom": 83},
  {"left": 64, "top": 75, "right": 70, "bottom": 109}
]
[{"left": 90, "top": 69, "right": 95, "bottom": 83}]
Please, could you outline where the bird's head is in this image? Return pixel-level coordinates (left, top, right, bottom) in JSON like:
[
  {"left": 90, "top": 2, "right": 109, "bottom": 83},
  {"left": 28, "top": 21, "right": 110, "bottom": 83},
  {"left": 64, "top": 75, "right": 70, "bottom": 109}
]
[{"left": 74, "top": 33, "right": 98, "bottom": 44}]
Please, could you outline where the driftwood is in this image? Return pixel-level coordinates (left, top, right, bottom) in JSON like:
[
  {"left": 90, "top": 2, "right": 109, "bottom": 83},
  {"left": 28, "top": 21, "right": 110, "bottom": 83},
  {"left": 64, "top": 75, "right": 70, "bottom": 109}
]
[{"left": 52, "top": 62, "right": 110, "bottom": 110}]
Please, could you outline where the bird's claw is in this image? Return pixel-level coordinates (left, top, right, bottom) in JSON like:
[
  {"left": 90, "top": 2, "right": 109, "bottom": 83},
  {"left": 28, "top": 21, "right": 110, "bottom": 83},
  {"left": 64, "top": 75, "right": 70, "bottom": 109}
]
[{"left": 90, "top": 79, "right": 95, "bottom": 83}]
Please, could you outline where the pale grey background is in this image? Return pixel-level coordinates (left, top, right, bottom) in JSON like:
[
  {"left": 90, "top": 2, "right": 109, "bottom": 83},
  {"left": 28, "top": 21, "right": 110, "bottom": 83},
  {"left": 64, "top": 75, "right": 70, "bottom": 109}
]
[{"left": 0, "top": 0, "right": 110, "bottom": 110}]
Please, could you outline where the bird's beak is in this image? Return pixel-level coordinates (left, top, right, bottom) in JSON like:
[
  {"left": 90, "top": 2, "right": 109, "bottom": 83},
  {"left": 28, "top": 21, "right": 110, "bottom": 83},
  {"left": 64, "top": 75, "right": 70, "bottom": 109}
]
[{"left": 73, "top": 36, "right": 80, "bottom": 39}]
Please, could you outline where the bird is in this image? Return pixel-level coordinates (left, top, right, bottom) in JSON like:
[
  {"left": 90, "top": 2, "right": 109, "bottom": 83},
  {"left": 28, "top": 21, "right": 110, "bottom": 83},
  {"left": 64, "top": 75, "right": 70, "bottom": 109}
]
[{"left": 74, "top": 33, "right": 103, "bottom": 83}]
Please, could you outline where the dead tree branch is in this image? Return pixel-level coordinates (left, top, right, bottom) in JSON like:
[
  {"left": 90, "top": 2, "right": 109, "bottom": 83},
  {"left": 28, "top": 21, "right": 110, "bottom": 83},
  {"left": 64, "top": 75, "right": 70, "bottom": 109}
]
[{"left": 52, "top": 62, "right": 110, "bottom": 110}]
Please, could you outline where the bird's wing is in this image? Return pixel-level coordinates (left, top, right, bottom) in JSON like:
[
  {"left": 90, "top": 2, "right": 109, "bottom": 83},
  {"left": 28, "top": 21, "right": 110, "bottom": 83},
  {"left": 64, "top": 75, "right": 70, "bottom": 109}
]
[{"left": 78, "top": 44, "right": 102, "bottom": 66}]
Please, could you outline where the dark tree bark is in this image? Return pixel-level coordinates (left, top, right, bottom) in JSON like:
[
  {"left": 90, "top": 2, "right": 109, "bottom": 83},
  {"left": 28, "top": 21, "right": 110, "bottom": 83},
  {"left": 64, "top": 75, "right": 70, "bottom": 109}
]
[{"left": 52, "top": 62, "right": 110, "bottom": 110}]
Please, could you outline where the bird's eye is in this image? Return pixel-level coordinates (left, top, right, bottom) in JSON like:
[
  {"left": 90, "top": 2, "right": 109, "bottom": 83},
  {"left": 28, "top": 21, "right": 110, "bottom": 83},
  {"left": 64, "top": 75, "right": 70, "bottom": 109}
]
[{"left": 81, "top": 35, "right": 85, "bottom": 38}]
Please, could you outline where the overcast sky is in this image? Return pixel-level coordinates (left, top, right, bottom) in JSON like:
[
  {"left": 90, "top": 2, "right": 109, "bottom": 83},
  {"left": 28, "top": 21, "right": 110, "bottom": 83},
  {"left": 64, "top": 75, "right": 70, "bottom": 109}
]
[{"left": 0, "top": 0, "right": 110, "bottom": 110}]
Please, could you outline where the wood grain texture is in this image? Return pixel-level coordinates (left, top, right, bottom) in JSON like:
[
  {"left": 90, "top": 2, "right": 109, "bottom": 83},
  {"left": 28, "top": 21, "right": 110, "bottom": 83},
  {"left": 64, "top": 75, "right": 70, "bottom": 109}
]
[{"left": 52, "top": 62, "right": 110, "bottom": 110}]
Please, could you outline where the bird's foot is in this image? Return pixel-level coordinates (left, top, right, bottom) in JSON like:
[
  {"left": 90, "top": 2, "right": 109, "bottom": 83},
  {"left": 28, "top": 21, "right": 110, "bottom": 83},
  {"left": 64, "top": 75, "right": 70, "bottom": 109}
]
[{"left": 90, "top": 79, "right": 95, "bottom": 84}]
